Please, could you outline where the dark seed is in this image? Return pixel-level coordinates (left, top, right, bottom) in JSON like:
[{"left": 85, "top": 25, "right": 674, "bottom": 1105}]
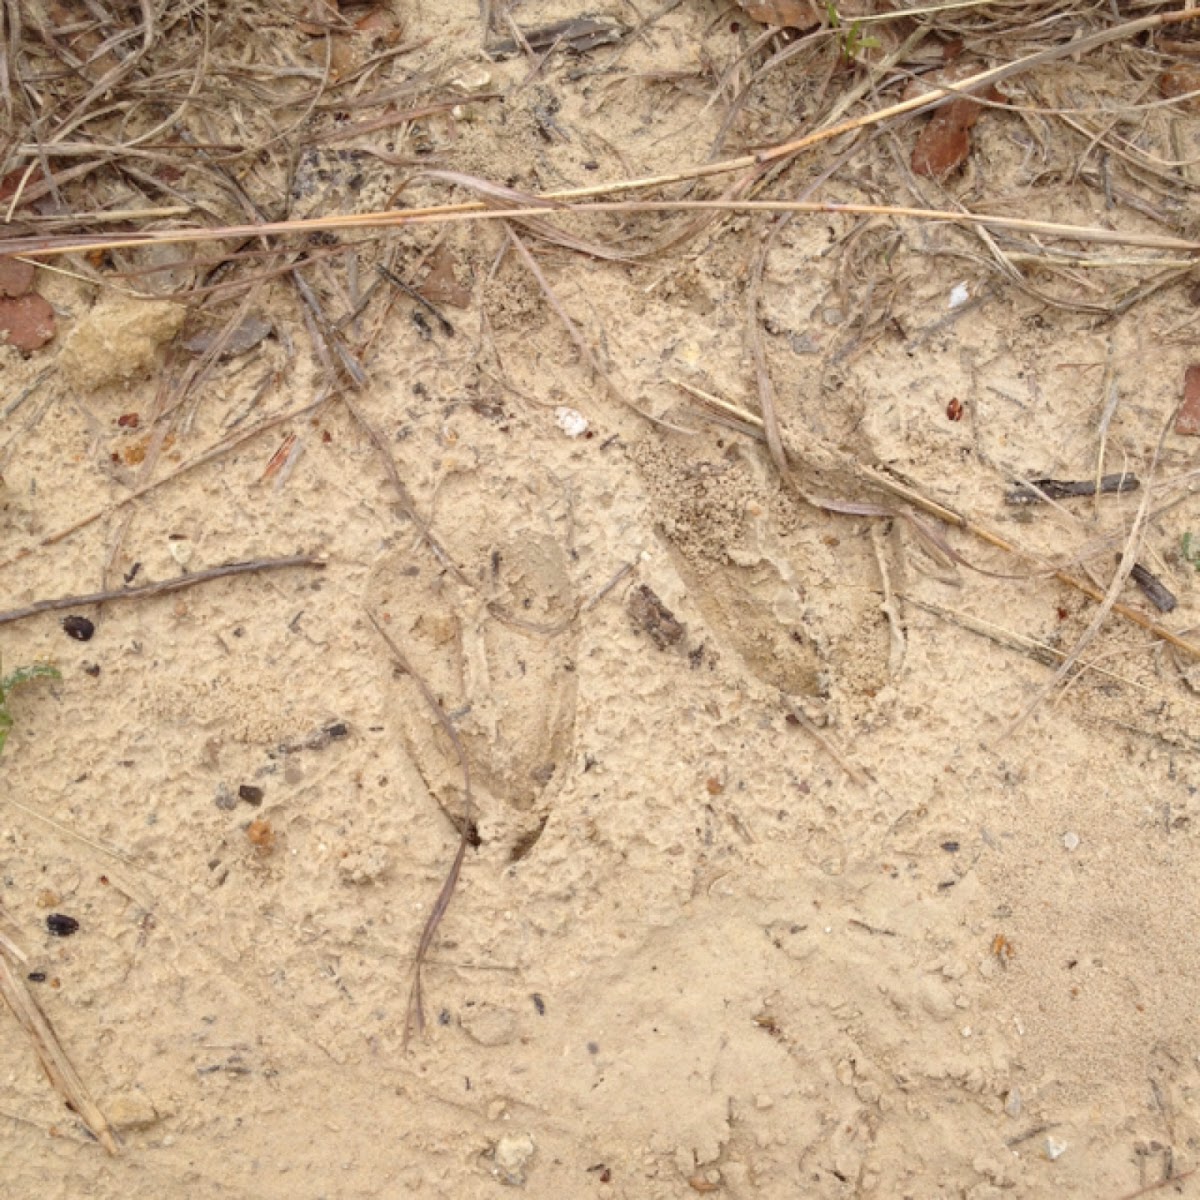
[
  {"left": 61, "top": 615, "right": 95, "bottom": 642},
  {"left": 27, "top": 971, "right": 46, "bottom": 983},
  {"left": 238, "top": 784, "right": 264, "bottom": 806},
  {"left": 46, "top": 913, "right": 80, "bottom": 937},
  {"left": 532, "top": 993, "right": 546, "bottom": 1015},
  {"left": 941, "top": 841, "right": 960, "bottom": 852}
]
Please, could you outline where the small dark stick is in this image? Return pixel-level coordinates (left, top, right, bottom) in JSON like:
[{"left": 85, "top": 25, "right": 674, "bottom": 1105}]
[
  {"left": 1005, "top": 473, "right": 1140, "bottom": 506},
  {"left": 1126, "top": 559, "right": 1177, "bottom": 613}
]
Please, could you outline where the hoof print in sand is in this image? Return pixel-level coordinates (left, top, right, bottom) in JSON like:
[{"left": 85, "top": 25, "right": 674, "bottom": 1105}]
[
  {"left": 367, "top": 524, "right": 578, "bottom": 856},
  {"left": 632, "top": 437, "right": 888, "bottom": 701}
]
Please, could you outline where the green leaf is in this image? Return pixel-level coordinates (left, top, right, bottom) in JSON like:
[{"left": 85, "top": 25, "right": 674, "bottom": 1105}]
[{"left": 1, "top": 663, "right": 61, "bottom": 694}]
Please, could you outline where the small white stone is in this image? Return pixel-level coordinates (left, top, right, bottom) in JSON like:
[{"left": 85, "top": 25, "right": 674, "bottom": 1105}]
[
  {"left": 1063, "top": 831, "right": 1080, "bottom": 852},
  {"left": 1044, "top": 1136, "right": 1067, "bottom": 1161},
  {"left": 949, "top": 282, "right": 970, "bottom": 309},
  {"left": 494, "top": 1134, "right": 535, "bottom": 1185},
  {"left": 555, "top": 406, "right": 589, "bottom": 437},
  {"left": 1005, "top": 1087, "right": 1022, "bottom": 1118}
]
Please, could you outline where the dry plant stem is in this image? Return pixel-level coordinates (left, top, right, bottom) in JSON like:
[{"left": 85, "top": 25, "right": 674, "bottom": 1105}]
[
  {"left": 1003, "top": 400, "right": 1173, "bottom": 736},
  {"left": 0, "top": 396, "right": 326, "bottom": 573},
  {"left": 670, "top": 380, "right": 1200, "bottom": 663},
  {"left": 10, "top": 11, "right": 1200, "bottom": 261},
  {"left": 339, "top": 394, "right": 470, "bottom": 588},
  {"left": 782, "top": 699, "right": 870, "bottom": 789},
  {"left": 0, "top": 952, "right": 118, "bottom": 1155},
  {"left": 0, "top": 555, "right": 325, "bottom": 627},
  {"left": 9, "top": 198, "right": 1200, "bottom": 262},
  {"left": 366, "top": 610, "right": 472, "bottom": 1046}
]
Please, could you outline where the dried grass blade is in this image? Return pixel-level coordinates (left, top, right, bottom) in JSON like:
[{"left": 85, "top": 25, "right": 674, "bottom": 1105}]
[{"left": 0, "top": 951, "right": 118, "bottom": 1154}]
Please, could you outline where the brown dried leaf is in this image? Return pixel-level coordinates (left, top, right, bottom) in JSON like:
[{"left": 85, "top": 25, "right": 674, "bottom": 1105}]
[
  {"left": 0, "top": 293, "right": 55, "bottom": 351},
  {"left": 1160, "top": 66, "right": 1200, "bottom": 111},
  {"left": 911, "top": 89, "right": 1002, "bottom": 178},
  {"left": 735, "top": 0, "right": 823, "bottom": 29},
  {"left": 297, "top": 0, "right": 340, "bottom": 35},
  {"left": 354, "top": 7, "right": 403, "bottom": 41},
  {"left": 0, "top": 256, "right": 35, "bottom": 298},
  {"left": 1176, "top": 364, "right": 1200, "bottom": 436},
  {"left": 418, "top": 244, "right": 472, "bottom": 308}
]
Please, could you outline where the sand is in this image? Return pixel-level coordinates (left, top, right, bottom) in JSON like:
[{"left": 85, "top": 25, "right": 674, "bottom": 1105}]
[{"left": 3, "top": 2, "right": 1200, "bottom": 1197}]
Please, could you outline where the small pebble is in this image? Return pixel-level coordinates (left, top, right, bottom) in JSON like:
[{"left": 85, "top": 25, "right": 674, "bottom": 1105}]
[
  {"left": 1044, "top": 1136, "right": 1067, "bottom": 1161},
  {"left": 1063, "top": 831, "right": 1080, "bottom": 852},
  {"left": 61, "top": 615, "right": 95, "bottom": 642}
]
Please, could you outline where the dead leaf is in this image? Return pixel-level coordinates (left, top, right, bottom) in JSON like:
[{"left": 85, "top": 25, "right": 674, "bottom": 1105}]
[
  {"left": 1175, "top": 364, "right": 1200, "bottom": 436},
  {"left": 354, "top": 7, "right": 403, "bottom": 42},
  {"left": 911, "top": 88, "right": 1002, "bottom": 178},
  {"left": 297, "top": 0, "right": 339, "bottom": 35},
  {"left": 0, "top": 293, "right": 55, "bottom": 351},
  {"left": 1160, "top": 66, "right": 1200, "bottom": 111},
  {"left": 735, "top": 0, "right": 823, "bottom": 30},
  {"left": 0, "top": 256, "right": 35, "bottom": 298},
  {"left": 418, "top": 244, "right": 472, "bottom": 308}
]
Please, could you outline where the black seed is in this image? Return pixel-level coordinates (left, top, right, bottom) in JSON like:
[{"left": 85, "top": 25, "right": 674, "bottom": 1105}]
[
  {"left": 46, "top": 913, "right": 80, "bottom": 937},
  {"left": 238, "top": 785, "right": 264, "bottom": 806},
  {"left": 532, "top": 993, "right": 546, "bottom": 1016},
  {"left": 27, "top": 971, "right": 46, "bottom": 983},
  {"left": 61, "top": 615, "right": 95, "bottom": 642}
]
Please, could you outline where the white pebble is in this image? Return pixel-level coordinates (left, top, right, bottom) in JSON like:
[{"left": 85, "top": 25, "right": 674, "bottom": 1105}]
[
  {"left": 555, "top": 406, "right": 589, "bottom": 437},
  {"left": 1063, "top": 831, "right": 1080, "bottom": 852},
  {"left": 949, "top": 281, "right": 970, "bottom": 309},
  {"left": 1044, "top": 1136, "right": 1067, "bottom": 1161}
]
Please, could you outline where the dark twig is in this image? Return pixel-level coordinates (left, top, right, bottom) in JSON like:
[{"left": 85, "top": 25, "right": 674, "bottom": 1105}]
[
  {"left": 366, "top": 608, "right": 473, "bottom": 1046},
  {"left": 0, "top": 555, "right": 325, "bottom": 627},
  {"left": 375, "top": 262, "right": 455, "bottom": 337}
]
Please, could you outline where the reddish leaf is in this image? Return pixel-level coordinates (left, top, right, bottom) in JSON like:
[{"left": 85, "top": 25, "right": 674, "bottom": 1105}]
[
  {"left": 0, "top": 165, "right": 47, "bottom": 206},
  {"left": 0, "top": 293, "right": 55, "bottom": 351},
  {"left": 0, "top": 256, "right": 35, "bottom": 298},
  {"left": 418, "top": 244, "right": 472, "bottom": 308},
  {"left": 354, "top": 7, "right": 402, "bottom": 41},
  {"left": 297, "top": 0, "right": 339, "bottom": 35},
  {"left": 735, "top": 0, "right": 822, "bottom": 30},
  {"left": 1176, "top": 364, "right": 1200, "bottom": 436},
  {"left": 911, "top": 89, "right": 1002, "bottom": 178},
  {"left": 1160, "top": 66, "right": 1200, "bottom": 112}
]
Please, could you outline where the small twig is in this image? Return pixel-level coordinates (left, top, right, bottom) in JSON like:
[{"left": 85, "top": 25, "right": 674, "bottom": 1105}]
[
  {"left": 366, "top": 609, "right": 473, "bottom": 1046},
  {"left": 783, "top": 698, "right": 870, "bottom": 789},
  {"left": 0, "top": 397, "right": 327, "bottom": 573},
  {"left": 0, "top": 951, "right": 118, "bottom": 1155},
  {"left": 0, "top": 555, "right": 325, "bottom": 627},
  {"left": 375, "top": 262, "right": 454, "bottom": 336}
]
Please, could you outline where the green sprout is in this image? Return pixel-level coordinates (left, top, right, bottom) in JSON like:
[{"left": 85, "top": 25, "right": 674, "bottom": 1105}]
[
  {"left": 1183, "top": 532, "right": 1200, "bottom": 572},
  {"left": 825, "top": 2, "right": 881, "bottom": 63},
  {"left": 0, "top": 659, "right": 60, "bottom": 757}
]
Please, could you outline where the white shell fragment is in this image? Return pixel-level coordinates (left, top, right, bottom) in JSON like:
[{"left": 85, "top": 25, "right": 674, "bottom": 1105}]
[
  {"left": 493, "top": 1134, "right": 536, "bottom": 1185},
  {"left": 555, "top": 406, "right": 589, "bottom": 438}
]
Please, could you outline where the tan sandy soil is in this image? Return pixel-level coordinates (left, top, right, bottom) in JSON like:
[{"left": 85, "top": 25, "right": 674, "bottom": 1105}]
[{"left": 3, "top": 2, "right": 1200, "bottom": 1197}]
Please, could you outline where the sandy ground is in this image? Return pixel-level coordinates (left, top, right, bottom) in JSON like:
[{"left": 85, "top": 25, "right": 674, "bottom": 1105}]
[{"left": 4, "top": 2, "right": 1200, "bottom": 1197}]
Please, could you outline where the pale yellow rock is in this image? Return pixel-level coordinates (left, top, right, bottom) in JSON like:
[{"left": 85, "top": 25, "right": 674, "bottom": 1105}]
[{"left": 60, "top": 297, "right": 185, "bottom": 388}]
